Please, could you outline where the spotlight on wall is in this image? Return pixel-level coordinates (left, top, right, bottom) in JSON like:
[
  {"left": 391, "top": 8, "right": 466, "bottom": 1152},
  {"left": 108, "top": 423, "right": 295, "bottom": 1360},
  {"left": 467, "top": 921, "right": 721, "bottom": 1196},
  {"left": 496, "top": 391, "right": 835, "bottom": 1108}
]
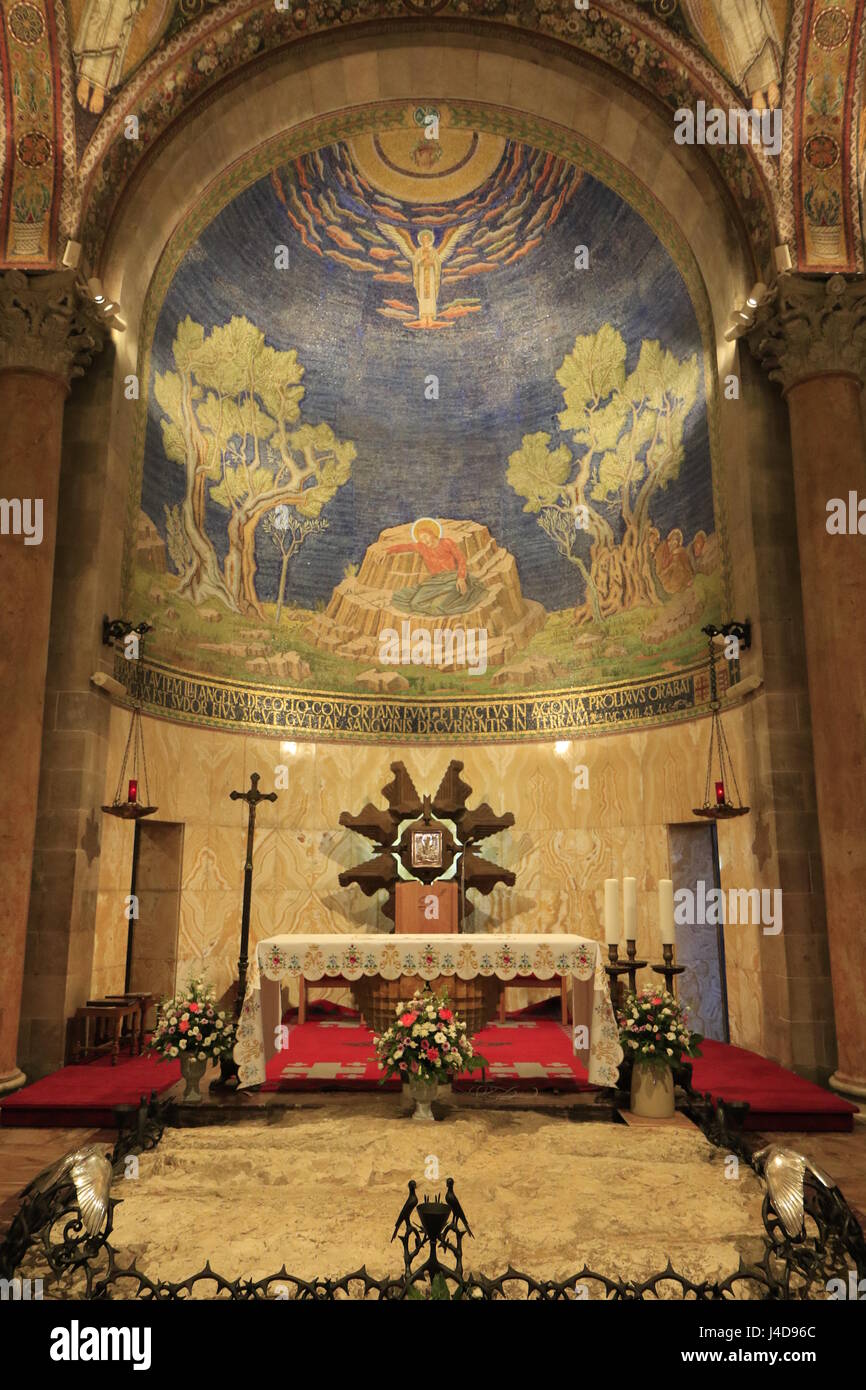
[
  {"left": 80, "top": 276, "right": 126, "bottom": 329},
  {"left": 725, "top": 282, "right": 773, "bottom": 342},
  {"left": 554, "top": 740, "right": 571, "bottom": 756}
]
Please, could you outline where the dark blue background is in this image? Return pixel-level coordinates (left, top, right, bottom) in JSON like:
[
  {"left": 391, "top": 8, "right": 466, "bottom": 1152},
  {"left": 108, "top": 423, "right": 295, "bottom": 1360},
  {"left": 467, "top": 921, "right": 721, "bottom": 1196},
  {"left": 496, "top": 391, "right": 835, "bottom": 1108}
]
[{"left": 143, "top": 156, "right": 714, "bottom": 613}]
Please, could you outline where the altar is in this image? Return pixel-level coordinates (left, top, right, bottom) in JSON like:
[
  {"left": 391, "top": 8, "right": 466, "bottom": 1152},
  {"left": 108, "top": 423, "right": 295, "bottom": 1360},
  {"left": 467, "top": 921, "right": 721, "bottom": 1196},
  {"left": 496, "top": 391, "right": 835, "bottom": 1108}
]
[{"left": 233, "top": 933, "right": 624, "bottom": 1089}]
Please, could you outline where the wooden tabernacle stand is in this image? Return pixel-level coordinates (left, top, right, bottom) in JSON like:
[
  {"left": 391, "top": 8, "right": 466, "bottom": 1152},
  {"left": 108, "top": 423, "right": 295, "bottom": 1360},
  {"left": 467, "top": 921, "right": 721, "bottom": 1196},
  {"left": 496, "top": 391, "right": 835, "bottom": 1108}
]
[{"left": 395, "top": 880, "right": 457, "bottom": 933}]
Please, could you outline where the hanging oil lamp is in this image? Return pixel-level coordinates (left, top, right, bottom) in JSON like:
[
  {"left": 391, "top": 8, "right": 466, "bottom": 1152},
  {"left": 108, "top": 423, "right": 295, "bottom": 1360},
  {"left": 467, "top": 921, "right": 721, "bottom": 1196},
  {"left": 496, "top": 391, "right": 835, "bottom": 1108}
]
[
  {"left": 101, "top": 653, "right": 157, "bottom": 820},
  {"left": 693, "top": 630, "right": 749, "bottom": 820}
]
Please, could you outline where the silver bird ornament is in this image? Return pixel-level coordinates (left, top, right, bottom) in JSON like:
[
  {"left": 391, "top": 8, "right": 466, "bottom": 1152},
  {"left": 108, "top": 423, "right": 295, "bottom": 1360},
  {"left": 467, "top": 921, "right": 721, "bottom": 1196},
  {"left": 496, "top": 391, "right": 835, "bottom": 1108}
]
[
  {"left": 26, "top": 1144, "right": 114, "bottom": 1237},
  {"left": 753, "top": 1145, "right": 835, "bottom": 1239}
]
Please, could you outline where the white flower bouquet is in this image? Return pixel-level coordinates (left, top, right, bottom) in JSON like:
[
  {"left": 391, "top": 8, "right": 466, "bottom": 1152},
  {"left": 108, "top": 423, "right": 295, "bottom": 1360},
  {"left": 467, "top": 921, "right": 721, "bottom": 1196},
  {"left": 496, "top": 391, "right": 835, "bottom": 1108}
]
[
  {"left": 147, "top": 977, "right": 235, "bottom": 1062},
  {"left": 374, "top": 987, "right": 487, "bottom": 1085},
  {"left": 617, "top": 985, "right": 702, "bottom": 1071}
]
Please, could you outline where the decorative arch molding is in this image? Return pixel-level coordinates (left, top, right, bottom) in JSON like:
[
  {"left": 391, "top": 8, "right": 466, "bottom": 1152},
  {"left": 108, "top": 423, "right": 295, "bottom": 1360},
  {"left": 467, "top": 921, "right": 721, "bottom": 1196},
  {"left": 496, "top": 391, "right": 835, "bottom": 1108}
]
[
  {"left": 2, "top": 3, "right": 862, "bottom": 273},
  {"left": 71, "top": 2, "right": 785, "bottom": 272}
]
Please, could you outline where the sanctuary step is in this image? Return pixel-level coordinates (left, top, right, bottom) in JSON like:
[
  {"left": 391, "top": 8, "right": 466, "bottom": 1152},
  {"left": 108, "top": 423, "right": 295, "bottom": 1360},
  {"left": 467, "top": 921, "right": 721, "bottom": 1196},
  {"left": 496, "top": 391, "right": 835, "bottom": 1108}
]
[{"left": 0, "top": 1001, "right": 857, "bottom": 1132}]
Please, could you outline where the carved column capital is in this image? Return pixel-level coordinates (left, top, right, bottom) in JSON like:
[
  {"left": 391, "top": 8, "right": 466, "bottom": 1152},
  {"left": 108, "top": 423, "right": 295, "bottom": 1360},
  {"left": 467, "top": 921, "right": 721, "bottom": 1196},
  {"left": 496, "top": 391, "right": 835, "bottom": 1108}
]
[
  {"left": 748, "top": 274, "right": 866, "bottom": 392},
  {"left": 0, "top": 270, "right": 105, "bottom": 383}
]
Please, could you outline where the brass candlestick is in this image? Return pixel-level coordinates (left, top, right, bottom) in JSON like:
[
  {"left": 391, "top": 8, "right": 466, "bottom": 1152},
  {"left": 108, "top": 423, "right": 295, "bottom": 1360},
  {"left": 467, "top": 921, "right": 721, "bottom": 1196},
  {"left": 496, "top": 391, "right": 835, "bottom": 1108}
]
[
  {"left": 651, "top": 942, "right": 686, "bottom": 996},
  {"left": 623, "top": 939, "right": 647, "bottom": 994},
  {"left": 605, "top": 943, "right": 632, "bottom": 1010}
]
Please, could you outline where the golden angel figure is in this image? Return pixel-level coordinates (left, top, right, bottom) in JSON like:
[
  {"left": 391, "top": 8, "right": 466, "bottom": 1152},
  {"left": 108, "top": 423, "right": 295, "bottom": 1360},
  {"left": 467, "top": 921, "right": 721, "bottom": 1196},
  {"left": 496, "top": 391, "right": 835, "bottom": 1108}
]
[{"left": 376, "top": 223, "right": 472, "bottom": 326}]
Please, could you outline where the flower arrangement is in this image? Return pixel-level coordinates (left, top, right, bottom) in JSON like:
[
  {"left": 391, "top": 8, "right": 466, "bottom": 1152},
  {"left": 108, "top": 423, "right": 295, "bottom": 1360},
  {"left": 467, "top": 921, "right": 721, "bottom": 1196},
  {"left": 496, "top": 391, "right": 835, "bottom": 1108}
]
[
  {"left": 617, "top": 986, "right": 702, "bottom": 1070},
  {"left": 374, "top": 987, "right": 487, "bottom": 1084},
  {"left": 147, "top": 978, "right": 235, "bottom": 1062}
]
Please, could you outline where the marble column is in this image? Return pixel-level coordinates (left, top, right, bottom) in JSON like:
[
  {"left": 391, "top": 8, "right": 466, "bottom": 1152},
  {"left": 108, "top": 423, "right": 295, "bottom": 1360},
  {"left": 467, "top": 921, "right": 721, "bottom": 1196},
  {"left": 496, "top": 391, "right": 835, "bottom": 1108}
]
[
  {"left": 750, "top": 275, "right": 866, "bottom": 1097},
  {"left": 0, "top": 271, "right": 103, "bottom": 1093}
]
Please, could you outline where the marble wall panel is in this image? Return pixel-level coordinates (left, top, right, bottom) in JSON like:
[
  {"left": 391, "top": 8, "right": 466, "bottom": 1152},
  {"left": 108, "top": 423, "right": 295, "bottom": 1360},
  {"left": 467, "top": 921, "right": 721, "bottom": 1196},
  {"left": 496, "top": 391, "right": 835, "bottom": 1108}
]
[{"left": 90, "top": 697, "right": 823, "bottom": 1065}]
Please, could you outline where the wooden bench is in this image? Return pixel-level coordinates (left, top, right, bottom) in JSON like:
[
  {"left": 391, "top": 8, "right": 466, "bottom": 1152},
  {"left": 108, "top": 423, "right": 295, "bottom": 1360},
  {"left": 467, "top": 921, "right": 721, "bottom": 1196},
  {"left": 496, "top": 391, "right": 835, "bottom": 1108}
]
[
  {"left": 71, "top": 1000, "right": 142, "bottom": 1065},
  {"left": 101, "top": 992, "right": 155, "bottom": 1052}
]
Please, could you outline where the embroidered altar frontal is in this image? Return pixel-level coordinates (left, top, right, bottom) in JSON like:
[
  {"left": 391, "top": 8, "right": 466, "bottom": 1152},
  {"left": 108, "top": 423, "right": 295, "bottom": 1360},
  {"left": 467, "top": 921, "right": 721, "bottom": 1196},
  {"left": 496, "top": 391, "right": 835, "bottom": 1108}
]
[{"left": 234, "top": 934, "right": 624, "bottom": 1090}]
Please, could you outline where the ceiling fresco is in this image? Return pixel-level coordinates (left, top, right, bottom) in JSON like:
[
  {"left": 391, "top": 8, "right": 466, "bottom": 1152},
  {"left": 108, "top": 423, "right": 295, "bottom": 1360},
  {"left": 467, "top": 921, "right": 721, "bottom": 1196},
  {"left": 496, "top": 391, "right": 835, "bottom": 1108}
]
[
  {"left": 63, "top": 1, "right": 792, "bottom": 121},
  {"left": 126, "top": 103, "right": 730, "bottom": 739},
  {"left": 1, "top": 2, "right": 863, "bottom": 276}
]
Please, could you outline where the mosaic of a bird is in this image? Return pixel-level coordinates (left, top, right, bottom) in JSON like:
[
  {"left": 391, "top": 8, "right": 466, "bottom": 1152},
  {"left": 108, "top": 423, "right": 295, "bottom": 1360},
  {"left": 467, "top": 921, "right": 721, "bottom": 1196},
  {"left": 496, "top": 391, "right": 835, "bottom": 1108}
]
[
  {"left": 25, "top": 1143, "right": 114, "bottom": 1238},
  {"left": 753, "top": 1144, "right": 835, "bottom": 1239}
]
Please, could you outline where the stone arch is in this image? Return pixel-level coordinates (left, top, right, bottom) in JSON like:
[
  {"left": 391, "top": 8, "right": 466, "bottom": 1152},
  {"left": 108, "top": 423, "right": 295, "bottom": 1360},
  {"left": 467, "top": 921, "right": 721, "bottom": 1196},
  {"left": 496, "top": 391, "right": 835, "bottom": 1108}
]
[
  {"left": 77, "top": 8, "right": 781, "bottom": 273},
  {"left": 100, "top": 29, "right": 766, "bottom": 733}
]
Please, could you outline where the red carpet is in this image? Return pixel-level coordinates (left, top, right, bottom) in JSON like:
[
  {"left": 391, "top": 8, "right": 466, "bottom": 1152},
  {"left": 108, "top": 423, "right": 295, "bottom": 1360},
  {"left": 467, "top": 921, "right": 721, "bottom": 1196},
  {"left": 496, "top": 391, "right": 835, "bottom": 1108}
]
[
  {"left": 1, "top": 1001, "right": 857, "bottom": 1131},
  {"left": 264, "top": 999, "right": 595, "bottom": 1093},
  {"left": 264, "top": 1000, "right": 857, "bottom": 1127},
  {"left": 0, "top": 1052, "right": 180, "bottom": 1128},
  {"left": 263, "top": 1001, "right": 400, "bottom": 1092},
  {"left": 691, "top": 1039, "right": 857, "bottom": 1133}
]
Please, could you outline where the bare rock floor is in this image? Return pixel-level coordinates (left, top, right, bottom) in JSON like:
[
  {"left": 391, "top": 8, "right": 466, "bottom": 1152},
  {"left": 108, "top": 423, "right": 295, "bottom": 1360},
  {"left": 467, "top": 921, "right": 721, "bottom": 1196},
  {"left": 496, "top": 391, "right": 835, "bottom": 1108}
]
[{"left": 103, "top": 1100, "right": 768, "bottom": 1294}]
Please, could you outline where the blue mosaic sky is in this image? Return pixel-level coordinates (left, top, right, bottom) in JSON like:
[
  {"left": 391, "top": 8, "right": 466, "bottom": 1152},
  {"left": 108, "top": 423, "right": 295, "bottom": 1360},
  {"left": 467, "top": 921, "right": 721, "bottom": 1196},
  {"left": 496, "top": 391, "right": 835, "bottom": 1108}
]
[{"left": 143, "top": 142, "right": 715, "bottom": 614}]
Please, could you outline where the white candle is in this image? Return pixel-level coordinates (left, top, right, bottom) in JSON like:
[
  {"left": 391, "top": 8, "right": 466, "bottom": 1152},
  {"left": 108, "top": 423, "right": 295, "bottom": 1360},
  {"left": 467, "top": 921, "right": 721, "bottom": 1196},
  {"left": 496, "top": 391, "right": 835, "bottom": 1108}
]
[
  {"left": 604, "top": 878, "right": 621, "bottom": 944},
  {"left": 658, "top": 879, "right": 676, "bottom": 945},
  {"left": 623, "top": 877, "right": 637, "bottom": 940}
]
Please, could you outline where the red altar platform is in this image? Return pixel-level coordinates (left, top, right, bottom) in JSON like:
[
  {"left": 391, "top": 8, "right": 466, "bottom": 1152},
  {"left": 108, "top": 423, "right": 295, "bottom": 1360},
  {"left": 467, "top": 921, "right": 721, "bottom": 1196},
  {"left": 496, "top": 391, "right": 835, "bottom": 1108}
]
[{"left": 1, "top": 999, "right": 856, "bottom": 1132}]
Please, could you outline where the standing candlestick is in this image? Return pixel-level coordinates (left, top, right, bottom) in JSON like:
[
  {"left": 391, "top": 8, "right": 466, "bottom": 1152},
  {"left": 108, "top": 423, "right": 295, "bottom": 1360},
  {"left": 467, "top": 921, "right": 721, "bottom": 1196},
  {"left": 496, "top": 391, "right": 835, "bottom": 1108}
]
[
  {"left": 651, "top": 941, "right": 685, "bottom": 996},
  {"left": 624, "top": 938, "right": 647, "bottom": 994},
  {"left": 604, "top": 941, "right": 631, "bottom": 1009}
]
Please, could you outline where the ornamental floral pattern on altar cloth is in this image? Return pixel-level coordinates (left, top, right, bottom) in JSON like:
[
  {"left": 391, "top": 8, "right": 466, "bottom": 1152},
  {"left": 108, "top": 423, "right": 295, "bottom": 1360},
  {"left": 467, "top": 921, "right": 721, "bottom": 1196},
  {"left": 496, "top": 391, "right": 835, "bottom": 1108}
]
[
  {"left": 234, "top": 932, "right": 623, "bottom": 1089},
  {"left": 257, "top": 934, "right": 600, "bottom": 983}
]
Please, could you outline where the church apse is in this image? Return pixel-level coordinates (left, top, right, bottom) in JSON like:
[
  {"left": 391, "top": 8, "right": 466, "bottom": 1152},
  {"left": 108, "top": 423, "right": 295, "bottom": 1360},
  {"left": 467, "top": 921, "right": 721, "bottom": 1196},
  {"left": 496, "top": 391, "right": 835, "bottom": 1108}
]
[{"left": 127, "top": 104, "right": 728, "bottom": 740}]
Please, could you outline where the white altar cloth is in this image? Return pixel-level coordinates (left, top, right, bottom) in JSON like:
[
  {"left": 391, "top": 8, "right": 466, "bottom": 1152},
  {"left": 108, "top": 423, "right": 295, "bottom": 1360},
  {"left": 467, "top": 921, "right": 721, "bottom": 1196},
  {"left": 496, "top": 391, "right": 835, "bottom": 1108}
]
[{"left": 234, "top": 933, "right": 623, "bottom": 1089}]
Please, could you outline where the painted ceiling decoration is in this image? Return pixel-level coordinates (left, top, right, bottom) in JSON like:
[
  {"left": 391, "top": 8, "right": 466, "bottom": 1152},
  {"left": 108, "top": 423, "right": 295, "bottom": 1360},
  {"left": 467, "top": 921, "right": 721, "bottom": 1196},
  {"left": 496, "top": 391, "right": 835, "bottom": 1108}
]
[
  {"left": 791, "top": 0, "right": 865, "bottom": 273},
  {"left": 6, "top": 2, "right": 862, "bottom": 274},
  {"left": 0, "top": 0, "right": 75, "bottom": 268},
  {"left": 72, "top": 0, "right": 782, "bottom": 270},
  {"left": 122, "top": 101, "right": 733, "bottom": 742}
]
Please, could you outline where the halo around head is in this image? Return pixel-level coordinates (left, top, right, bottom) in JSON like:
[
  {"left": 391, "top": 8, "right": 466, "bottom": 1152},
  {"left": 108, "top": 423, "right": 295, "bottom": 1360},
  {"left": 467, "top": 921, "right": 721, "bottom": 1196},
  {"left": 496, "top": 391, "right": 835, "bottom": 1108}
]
[{"left": 411, "top": 517, "right": 442, "bottom": 542}]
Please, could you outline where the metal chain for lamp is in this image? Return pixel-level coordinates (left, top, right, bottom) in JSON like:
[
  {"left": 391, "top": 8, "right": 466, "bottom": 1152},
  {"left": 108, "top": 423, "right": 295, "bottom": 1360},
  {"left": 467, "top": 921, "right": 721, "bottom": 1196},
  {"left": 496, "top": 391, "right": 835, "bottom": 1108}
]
[
  {"left": 694, "top": 633, "right": 749, "bottom": 820},
  {"left": 102, "top": 643, "right": 158, "bottom": 820}
]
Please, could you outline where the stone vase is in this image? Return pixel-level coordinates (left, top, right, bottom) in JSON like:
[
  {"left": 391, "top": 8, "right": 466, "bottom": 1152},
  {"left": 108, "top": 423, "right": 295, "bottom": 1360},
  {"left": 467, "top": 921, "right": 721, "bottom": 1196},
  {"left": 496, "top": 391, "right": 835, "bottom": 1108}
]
[
  {"left": 409, "top": 1076, "right": 439, "bottom": 1122},
  {"left": 629, "top": 1060, "right": 675, "bottom": 1119},
  {"left": 180, "top": 1053, "right": 208, "bottom": 1104}
]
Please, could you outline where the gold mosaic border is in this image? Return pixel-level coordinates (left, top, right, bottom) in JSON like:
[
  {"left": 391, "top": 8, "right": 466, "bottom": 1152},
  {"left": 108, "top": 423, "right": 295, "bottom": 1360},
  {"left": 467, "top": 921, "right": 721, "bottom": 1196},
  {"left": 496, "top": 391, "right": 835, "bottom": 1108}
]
[{"left": 121, "top": 655, "right": 733, "bottom": 744}]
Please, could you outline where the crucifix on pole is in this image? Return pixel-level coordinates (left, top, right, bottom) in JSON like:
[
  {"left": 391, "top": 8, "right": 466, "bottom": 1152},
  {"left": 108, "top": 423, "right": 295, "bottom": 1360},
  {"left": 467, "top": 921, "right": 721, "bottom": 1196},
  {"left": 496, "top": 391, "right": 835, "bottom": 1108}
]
[{"left": 213, "top": 772, "right": 277, "bottom": 1090}]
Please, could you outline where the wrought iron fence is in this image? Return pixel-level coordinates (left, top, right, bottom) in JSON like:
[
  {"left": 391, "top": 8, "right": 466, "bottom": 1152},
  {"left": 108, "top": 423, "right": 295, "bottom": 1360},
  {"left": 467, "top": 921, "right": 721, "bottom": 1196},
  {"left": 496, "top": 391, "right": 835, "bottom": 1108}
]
[{"left": 0, "top": 1089, "right": 863, "bottom": 1300}]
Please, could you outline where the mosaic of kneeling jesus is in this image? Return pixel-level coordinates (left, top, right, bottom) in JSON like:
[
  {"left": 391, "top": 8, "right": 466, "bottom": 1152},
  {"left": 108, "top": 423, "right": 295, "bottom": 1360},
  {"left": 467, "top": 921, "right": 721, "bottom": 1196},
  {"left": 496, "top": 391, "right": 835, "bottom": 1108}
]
[{"left": 388, "top": 519, "right": 486, "bottom": 616}]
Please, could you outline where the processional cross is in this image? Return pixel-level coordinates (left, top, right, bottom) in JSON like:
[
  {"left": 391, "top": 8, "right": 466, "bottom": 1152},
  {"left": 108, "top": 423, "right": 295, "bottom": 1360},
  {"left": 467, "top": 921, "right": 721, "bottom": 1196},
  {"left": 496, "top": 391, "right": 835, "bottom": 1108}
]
[
  {"left": 214, "top": 773, "right": 277, "bottom": 1089},
  {"left": 230, "top": 772, "right": 278, "bottom": 1010}
]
